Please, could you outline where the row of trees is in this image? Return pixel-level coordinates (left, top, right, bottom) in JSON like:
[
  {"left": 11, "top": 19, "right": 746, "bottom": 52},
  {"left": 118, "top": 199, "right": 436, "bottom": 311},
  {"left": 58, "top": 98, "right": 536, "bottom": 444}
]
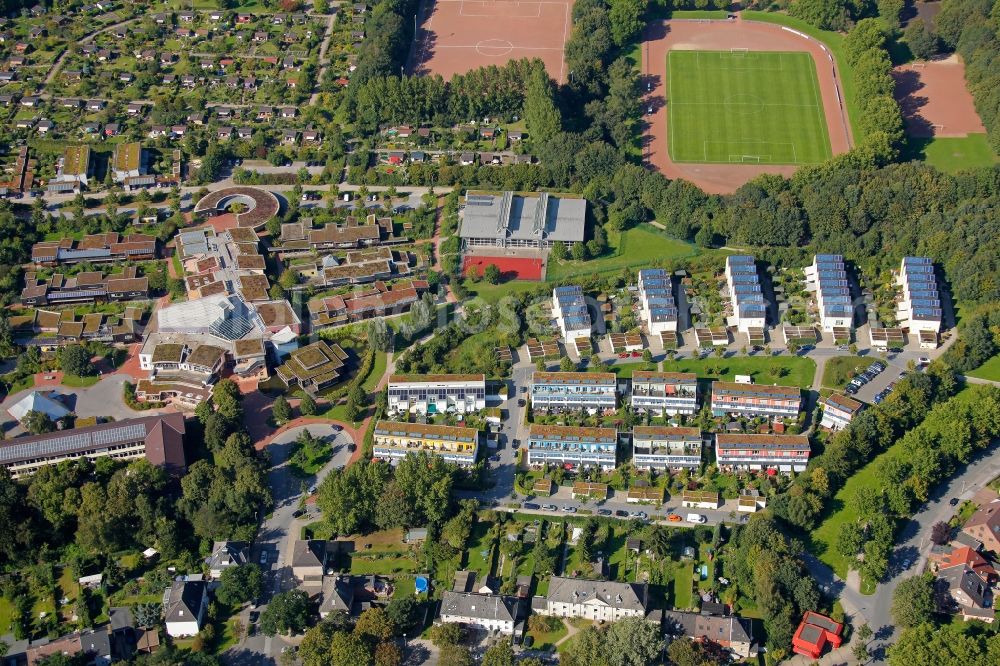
[
  {"left": 349, "top": 0, "right": 419, "bottom": 87},
  {"left": 772, "top": 364, "right": 957, "bottom": 533},
  {"left": 835, "top": 384, "right": 1000, "bottom": 583},
  {"left": 843, "top": 18, "right": 906, "bottom": 159}
]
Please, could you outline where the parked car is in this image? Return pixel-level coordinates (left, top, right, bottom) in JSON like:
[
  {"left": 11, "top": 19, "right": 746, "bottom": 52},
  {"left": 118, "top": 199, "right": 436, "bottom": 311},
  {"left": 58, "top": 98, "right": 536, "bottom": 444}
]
[
  {"left": 518, "top": 399, "right": 526, "bottom": 407},
  {"left": 522, "top": 502, "right": 540, "bottom": 510},
  {"left": 686, "top": 514, "right": 707, "bottom": 524},
  {"left": 292, "top": 509, "right": 304, "bottom": 518},
  {"left": 668, "top": 514, "right": 682, "bottom": 522},
  {"left": 542, "top": 504, "right": 558, "bottom": 511},
  {"left": 949, "top": 498, "right": 960, "bottom": 506},
  {"left": 845, "top": 385, "right": 859, "bottom": 395},
  {"left": 512, "top": 439, "right": 520, "bottom": 449},
  {"left": 489, "top": 454, "right": 501, "bottom": 462},
  {"left": 259, "top": 551, "right": 268, "bottom": 564},
  {"left": 630, "top": 511, "right": 648, "bottom": 520},
  {"left": 597, "top": 509, "right": 612, "bottom": 516},
  {"left": 562, "top": 505, "right": 577, "bottom": 513},
  {"left": 615, "top": 510, "right": 629, "bottom": 518},
  {"left": 918, "top": 356, "right": 930, "bottom": 365}
]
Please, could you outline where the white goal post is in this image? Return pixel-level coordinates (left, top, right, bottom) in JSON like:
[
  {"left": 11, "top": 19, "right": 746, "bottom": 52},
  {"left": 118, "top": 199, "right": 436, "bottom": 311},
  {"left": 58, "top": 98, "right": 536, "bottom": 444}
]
[{"left": 730, "top": 47, "right": 749, "bottom": 56}]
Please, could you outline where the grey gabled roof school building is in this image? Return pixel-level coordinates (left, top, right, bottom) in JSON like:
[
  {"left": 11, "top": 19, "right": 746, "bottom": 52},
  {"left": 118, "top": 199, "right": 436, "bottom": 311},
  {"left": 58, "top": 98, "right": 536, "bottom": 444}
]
[{"left": 460, "top": 191, "right": 586, "bottom": 249}]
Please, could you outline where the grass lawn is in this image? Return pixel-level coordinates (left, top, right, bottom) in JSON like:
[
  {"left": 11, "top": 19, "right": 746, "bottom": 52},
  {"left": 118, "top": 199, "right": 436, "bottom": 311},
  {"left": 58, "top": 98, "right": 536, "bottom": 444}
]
[
  {"left": 393, "top": 576, "right": 417, "bottom": 599},
  {"left": 821, "top": 355, "right": 870, "bottom": 389},
  {"left": 461, "top": 279, "right": 546, "bottom": 304},
  {"left": 667, "top": 50, "right": 831, "bottom": 165},
  {"left": 604, "top": 361, "right": 656, "bottom": 378},
  {"left": 528, "top": 618, "right": 568, "bottom": 651},
  {"left": 968, "top": 353, "right": 1000, "bottom": 382},
  {"left": 321, "top": 402, "right": 361, "bottom": 427},
  {"left": 464, "top": 522, "right": 496, "bottom": 580},
  {"left": 350, "top": 556, "right": 418, "bottom": 575},
  {"left": 672, "top": 562, "right": 695, "bottom": 610},
  {"left": 661, "top": 354, "right": 816, "bottom": 389},
  {"left": 61, "top": 374, "right": 101, "bottom": 388},
  {"left": 0, "top": 596, "right": 15, "bottom": 635},
  {"left": 905, "top": 134, "right": 999, "bottom": 174},
  {"left": 362, "top": 351, "right": 387, "bottom": 392},
  {"left": 808, "top": 450, "right": 882, "bottom": 594},
  {"left": 346, "top": 528, "right": 408, "bottom": 552},
  {"left": 546, "top": 226, "right": 697, "bottom": 281}
]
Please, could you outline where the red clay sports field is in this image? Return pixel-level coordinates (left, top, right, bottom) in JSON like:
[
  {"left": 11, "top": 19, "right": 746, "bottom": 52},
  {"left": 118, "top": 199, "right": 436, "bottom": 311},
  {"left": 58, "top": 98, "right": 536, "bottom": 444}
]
[{"left": 463, "top": 255, "right": 544, "bottom": 281}]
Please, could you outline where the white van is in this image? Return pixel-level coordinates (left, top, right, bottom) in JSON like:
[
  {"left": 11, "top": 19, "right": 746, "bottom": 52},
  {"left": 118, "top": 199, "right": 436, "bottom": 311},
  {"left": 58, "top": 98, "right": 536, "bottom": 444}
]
[{"left": 686, "top": 513, "right": 707, "bottom": 524}]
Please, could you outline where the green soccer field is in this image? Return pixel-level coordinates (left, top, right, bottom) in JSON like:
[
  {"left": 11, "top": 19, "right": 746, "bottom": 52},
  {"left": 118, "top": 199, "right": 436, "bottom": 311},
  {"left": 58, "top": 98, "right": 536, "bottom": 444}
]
[{"left": 666, "top": 50, "right": 833, "bottom": 165}]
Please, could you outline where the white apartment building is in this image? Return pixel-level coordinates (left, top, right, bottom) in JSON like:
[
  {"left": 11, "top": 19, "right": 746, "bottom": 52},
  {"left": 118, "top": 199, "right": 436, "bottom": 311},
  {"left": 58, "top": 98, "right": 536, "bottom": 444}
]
[
  {"left": 535, "top": 577, "right": 649, "bottom": 622},
  {"left": 530, "top": 371, "right": 616, "bottom": 413},
  {"left": 631, "top": 426, "right": 703, "bottom": 471},
  {"left": 552, "top": 285, "right": 592, "bottom": 341},
  {"left": 896, "top": 256, "right": 943, "bottom": 333},
  {"left": 820, "top": 393, "right": 863, "bottom": 431},
  {"left": 637, "top": 268, "right": 678, "bottom": 334},
  {"left": 725, "top": 255, "right": 766, "bottom": 332},
  {"left": 386, "top": 374, "right": 486, "bottom": 415},
  {"left": 805, "top": 254, "right": 853, "bottom": 332},
  {"left": 630, "top": 371, "right": 698, "bottom": 416},
  {"left": 439, "top": 591, "right": 520, "bottom": 635}
]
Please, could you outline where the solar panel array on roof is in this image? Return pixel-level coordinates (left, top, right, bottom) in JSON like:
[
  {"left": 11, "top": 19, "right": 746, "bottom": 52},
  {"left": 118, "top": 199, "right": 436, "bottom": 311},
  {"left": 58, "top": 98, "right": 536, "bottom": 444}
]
[
  {"left": 726, "top": 256, "right": 766, "bottom": 327},
  {"left": 209, "top": 315, "right": 253, "bottom": 341},
  {"left": 811, "top": 254, "right": 854, "bottom": 329},
  {"left": 0, "top": 422, "right": 147, "bottom": 463}
]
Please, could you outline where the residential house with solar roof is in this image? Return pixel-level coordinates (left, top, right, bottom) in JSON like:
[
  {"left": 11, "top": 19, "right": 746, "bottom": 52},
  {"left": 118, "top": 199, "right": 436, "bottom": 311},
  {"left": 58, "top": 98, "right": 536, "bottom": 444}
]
[
  {"left": 459, "top": 191, "right": 586, "bottom": 249},
  {"left": 637, "top": 269, "right": 679, "bottom": 334},
  {"left": 386, "top": 374, "right": 486, "bottom": 415},
  {"left": 725, "top": 255, "right": 766, "bottom": 332},
  {"left": 804, "top": 254, "right": 854, "bottom": 331},
  {"left": 896, "top": 256, "right": 943, "bottom": 333},
  {"left": 714, "top": 434, "right": 811, "bottom": 473},
  {"left": 552, "top": 285, "right": 592, "bottom": 342},
  {"left": 630, "top": 371, "right": 697, "bottom": 416},
  {"left": 372, "top": 421, "right": 479, "bottom": 466},
  {"left": 631, "top": 426, "right": 703, "bottom": 471},
  {"left": 526, "top": 424, "right": 618, "bottom": 470},
  {"left": 530, "top": 371, "right": 617, "bottom": 413},
  {"left": 0, "top": 413, "right": 186, "bottom": 478}
]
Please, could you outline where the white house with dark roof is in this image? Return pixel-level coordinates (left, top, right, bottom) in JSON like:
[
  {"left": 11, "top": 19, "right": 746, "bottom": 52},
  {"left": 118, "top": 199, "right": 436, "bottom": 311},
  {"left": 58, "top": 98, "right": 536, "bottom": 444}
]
[
  {"left": 164, "top": 581, "right": 207, "bottom": 637},
  {"left": 439, "top": 591, "right": 522, "bottom": 635},
  {"left": 207, "top": 541, "right": 248, "bottom": 579},
  {"left": 533, "top": 577, "right": 648, "bottom": 622}
]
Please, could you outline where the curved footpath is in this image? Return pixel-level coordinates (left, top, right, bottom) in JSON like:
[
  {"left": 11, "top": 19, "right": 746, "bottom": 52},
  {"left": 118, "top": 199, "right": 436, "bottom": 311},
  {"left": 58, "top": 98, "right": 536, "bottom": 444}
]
[{"left": 641, "top": 15, "right": 853, "bottom": 194}]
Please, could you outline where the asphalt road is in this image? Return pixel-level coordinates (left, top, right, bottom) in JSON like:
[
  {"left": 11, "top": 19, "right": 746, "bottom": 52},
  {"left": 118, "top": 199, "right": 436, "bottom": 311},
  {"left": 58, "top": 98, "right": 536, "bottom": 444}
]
[
  {"left": 802, "top": 440, "right": 1000, "bottom": 664},
  {"left": 230, "top": 425, "right": 353, "bottom": 663}
]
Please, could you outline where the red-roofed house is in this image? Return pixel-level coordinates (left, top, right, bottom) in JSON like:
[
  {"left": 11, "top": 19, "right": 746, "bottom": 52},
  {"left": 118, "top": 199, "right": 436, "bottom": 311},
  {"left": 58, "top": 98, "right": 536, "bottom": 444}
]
[
  {"left": 931, "top": 546, "right": 998, "bottom": 584},
  {"left": 791, "top": 611, "right": 843, "bottom": 659}
]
